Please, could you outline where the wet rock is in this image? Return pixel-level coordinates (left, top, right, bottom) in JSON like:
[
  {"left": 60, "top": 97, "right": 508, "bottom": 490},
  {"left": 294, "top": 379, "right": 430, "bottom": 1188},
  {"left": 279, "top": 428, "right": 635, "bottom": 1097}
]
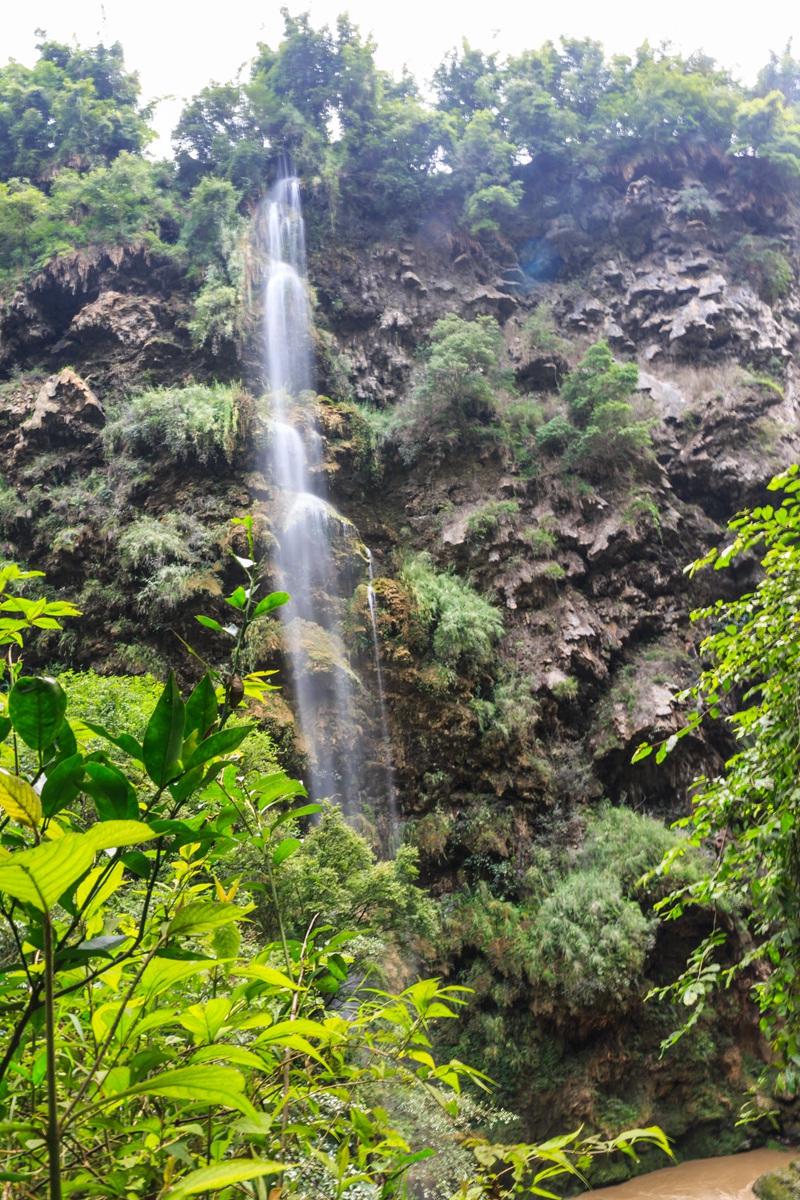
[
  {"left": 754, "top": 1159, "right": 800, "bottom": 1200},
  {"left": 18, "top": 369, "right": 105, "bottom": 451}
]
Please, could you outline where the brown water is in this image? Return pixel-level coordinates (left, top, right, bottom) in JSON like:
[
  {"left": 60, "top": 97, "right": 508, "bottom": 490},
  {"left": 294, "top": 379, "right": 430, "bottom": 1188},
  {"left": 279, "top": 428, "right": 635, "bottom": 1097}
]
[{"left": 587, "top": 1148, "right": 797, "bottom": 1200}]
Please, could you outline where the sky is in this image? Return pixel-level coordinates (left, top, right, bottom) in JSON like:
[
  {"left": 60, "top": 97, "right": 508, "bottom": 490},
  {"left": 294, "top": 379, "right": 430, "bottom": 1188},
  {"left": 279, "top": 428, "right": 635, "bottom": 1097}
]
[{"left": 2, "top": 0, "right": 798, "bottom": 154}]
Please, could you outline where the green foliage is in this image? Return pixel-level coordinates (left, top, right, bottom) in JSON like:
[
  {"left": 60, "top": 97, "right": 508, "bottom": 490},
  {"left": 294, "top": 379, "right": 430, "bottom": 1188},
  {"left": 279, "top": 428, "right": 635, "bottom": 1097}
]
[
  {"left": 106, "top": 382, "right": 242, "bottom": 465},
  {"left": 267, "top": 802, "right": 436, "bottom": 948},
  {"left": 580, "top": 804, "right": 703, "bottom": 901},
  {"left": 535, "top": 341, "right": 653, "bottom": 479},
  {"left": 471, "top": 669, "right": 539, "bottom": 745},
  {"left": 536, "top": 413, "right": 577, "bottom": 453},
  {"left": 636, "top": 465, "right": 800, "bottom": 1081},
  {"left": 465, "top": 499, "right": 519, "bottom": 541},
  {"left": 523, "top": 517, "right": 559, "bottom": 558},
  {"left": 729, "top": 234, "right": 793, "bottom": 302},
  {"left": 523, "top": 303, "right": 571, "bottom": 359},
  {"left": 560, "top": 341, "right": 639, "bottom": 426},
  {"left": 0, "top": 550, "right": 663, "bottom": 1197},
  {"left": 416, "top": 314, "right": 506, "bottom": 432},
  {"left": 0, "top": 39, "right": 152, "bottom": 181},
  {"left": 551, "top": 675, "right": 579, "bottom": 700},
  {"left": 525, "top": 869, "right": 656, "bottom": 1010},
  {"left": 401, "top": 552, "right": 504, "bottom": 672}
]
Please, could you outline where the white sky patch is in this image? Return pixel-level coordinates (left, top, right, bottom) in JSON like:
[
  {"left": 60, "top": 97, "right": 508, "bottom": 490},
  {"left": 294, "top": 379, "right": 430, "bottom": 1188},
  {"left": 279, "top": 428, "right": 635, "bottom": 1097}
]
[{"left": 1, "top": 0, "right": 798, "bottom": 156}]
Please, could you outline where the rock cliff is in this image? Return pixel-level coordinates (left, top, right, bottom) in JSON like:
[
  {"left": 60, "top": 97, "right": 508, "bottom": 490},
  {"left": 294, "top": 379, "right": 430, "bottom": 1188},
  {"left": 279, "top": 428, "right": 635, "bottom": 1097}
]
[{"left": 0, "top": 167, "right": 797, "bottom": 1159}]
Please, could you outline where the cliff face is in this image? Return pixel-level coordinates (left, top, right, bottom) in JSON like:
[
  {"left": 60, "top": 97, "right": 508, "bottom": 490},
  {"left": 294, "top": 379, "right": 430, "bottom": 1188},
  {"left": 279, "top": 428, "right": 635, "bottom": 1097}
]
[{"left": 0, "top": 168, "right": 797, "bottom": 1157}]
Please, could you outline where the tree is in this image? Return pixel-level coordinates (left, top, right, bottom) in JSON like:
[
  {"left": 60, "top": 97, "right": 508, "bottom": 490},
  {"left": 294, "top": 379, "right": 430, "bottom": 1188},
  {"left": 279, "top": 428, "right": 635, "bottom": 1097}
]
[
  {"left": 416, "top": 314, "right": 506, "bottom": 432},
  {"left": 634, "top": 465, "right": 800, "bottom": 1084},
  {"left": 0, "top": 39, "right": 152, "bottom": 181}
]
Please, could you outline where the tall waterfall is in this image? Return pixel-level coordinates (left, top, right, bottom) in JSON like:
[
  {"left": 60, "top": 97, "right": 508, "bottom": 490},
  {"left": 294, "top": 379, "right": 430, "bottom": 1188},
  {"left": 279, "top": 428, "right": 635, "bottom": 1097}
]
[{"left": 262, "top": 168, "right": 363, "bottom": 806}]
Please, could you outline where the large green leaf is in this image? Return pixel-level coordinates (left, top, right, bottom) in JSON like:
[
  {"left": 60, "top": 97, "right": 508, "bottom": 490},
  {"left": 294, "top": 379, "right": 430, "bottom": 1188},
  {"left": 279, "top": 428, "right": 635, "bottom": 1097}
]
[
  {"left": 253, "top": 591, "right": 290, "bottom": 617},
  {"left": 143, "top": 671, "right": 185, "bottom": 788},
  {"left": 184, "top": 724, "right": 253, "bottom": 771},
  {"left": 169, "top": 900, "right": 252, "bottom": 938},
  {"left": 0, "top": 821, "right": 155, "bottom": 909},
  {"left": 82, "top": 761, "right": 138, "bottom": 821},
  {"left": 40, "top": 753, "right": 85, "bottom": 818},
  {"left": 8, "top": 676, "right": 66, "bottom": 751},
  {"left": 0, "top": 834, "right": 95, "bottom": 910},
  {"left": 183, "top": 673, "right": 218, "bottom": 741},
  {"left": 99, "top": 1065, "right": 258, "bottom": 1120},
  {"left": 166, "top": 1160, "right": 286, "bottom": 1197},
  {"left": 140, "top": 957, "right": 219, "bottom": 998},
  {"left": 82, "top": 721, "right": 143, "bottom": 762},
  {"left": 83, "top": 820, "right": 156, "bottom": 852}
]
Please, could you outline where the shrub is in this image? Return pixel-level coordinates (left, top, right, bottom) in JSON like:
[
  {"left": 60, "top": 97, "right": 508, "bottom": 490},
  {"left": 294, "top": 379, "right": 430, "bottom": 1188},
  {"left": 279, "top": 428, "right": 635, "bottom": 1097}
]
[
  {"left": 523, "top": 302, "right": 571, "bottom": 359},
  {"left": 106, "top": 381, "right": 242, "bottom": 464},
  {"left": 466, "top": 499, "right": 519, "bottom": 541},
  {"left": 523, "top": 519, "right": 558, "bottom": 558},
  {"left": 524, "top": 869, "right": 656, "bottom": 1010},
  {"left": 536, "top": 413, "right": 576, "bottom": 453},
  {"left": 55, "top": 668, "right": 163, "bottom": 747},
  {"left": 567, "top": 399, "right": 654, "bottom": 478},
  {"left": 416, "top": 313, "right": 505, "bottom": 429},
  {"left": 188, "top": 282, "right": 244, "bottom": 353},
  {"left": 500, "top": 396, "right": 545, "bottom": 475},
  {"left": 560, "top": 340, "right": 639, "bottom": 426},
  {"left": 471, "top": 669, "right": 539, "bottom": 744},
  {"left": 579, "top": 804, "right": 703, "bottom": 902},
  {"left": 401, "top": 552, "right": 504, "bottom": 671},
  {"left": 729, "top": 234, "right": 793, "bottom": 303},
  {"left": 117, "top": 515, "right": 192, "bottom": 569}
]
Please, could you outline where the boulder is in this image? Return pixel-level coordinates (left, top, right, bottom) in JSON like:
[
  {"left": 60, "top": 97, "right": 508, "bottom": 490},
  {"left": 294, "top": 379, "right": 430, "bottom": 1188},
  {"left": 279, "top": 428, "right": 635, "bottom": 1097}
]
[
  {"left": 19, "top": 369, "right": 105, "bottom": 450},
  {"left": 754, "top": 1159, "right": 800, "bottom": 1200}
]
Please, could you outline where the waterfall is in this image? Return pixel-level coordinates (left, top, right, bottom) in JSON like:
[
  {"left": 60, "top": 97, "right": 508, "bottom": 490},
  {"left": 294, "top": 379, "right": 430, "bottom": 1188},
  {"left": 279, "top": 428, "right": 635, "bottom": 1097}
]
[
  {"left": 262, "top": 166, "right": 362, "bottom": 805},
  {"left": 366, "top": 548, "right": 398, "bottom": 839}
]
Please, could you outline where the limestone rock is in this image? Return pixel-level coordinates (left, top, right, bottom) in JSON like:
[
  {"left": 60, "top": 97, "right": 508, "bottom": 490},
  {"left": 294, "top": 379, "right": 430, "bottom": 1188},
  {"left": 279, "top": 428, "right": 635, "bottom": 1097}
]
[
  {"left": 19, "top": 369, "right": 105, "bottom": 449},
  {"left": 53, "top": 290, "right": 162, "bottom": 353}
]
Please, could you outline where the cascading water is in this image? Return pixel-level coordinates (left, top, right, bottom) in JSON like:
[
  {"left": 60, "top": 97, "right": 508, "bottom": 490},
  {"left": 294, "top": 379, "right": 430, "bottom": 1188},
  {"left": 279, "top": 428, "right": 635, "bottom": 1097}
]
[
  {"left": 262, "top": 167, "right": 363, "bottom": 805},
  {"left": 366, "top": 549, "right": 398, "bottom": 839}
]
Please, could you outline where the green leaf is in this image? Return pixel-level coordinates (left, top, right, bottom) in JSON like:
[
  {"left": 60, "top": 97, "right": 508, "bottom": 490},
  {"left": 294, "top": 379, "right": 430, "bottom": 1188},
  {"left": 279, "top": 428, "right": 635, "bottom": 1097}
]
[
  {"left": 8, "top": 676, "right": 66, "bottom": 751},
  {"left": 140, "top": 958, "right": 219, "bottom": 998},
  {"left": 184, "top": 724, "right": 253, "bottom": 771},
  {"left": 83, "top": 820, "right": 157, "bottom": 852},
  {"left": 184, "top": 674, "right": 218, "bottom": 741},
  {"left": 271, "top": 803, "right": 323, "bottom": 830},
  {"left": 0, "top": 834, "right": 95, "bottom": 909},
  {"left": 91, "top": 1065, "right": 259, "bottom": 1122},
  {"left": 83, "top": 761, "right": 138, "bottom": 821},
  {"left": 273, "top": 837, "right": 301, "bottom": 867},
  {"left": 195, "top": 615, "right": 224, "bottom": 632},
  {"left": 631, "top": 743, "right": 652, "bottom": 764},
  {"left": 41, "top": 753, "right": 84, "bottom": 818},
  {"left": 0, "top": 717, "right": 11, "bottom": 743},
  {"left": 166, "top": 1160, "right": 286, "bottom": 1197},
  {"left": 225, "top": 586, "right": 248, "bottom": 609},
  {"left": 253, "top": 591, "right": 290, "bottom": 618},
  {"left": 169, "top": 900, "right": 252, "bottom": 937},
  {"left": 143, "top": 671, "right": 185, "bottom": 788},
  {"left": 82, "top": 722, "right": 143, "bottom": 761},
  {"left": 0, "top": 774, "right": 42, "bottom": 828}
]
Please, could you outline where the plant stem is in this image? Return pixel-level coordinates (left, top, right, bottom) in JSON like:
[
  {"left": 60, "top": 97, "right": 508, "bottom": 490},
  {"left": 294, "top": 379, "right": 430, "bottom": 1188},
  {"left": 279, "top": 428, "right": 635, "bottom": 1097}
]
[{"left": 42, "top": 910, "right": 62, "bottom": 1200}]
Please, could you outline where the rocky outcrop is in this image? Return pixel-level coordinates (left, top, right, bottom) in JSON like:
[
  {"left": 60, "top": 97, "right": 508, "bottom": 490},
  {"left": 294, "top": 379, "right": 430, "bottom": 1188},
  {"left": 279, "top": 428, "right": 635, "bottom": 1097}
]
[{"left": 18, "top": 369, "right": 105, "bottom": 453}]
